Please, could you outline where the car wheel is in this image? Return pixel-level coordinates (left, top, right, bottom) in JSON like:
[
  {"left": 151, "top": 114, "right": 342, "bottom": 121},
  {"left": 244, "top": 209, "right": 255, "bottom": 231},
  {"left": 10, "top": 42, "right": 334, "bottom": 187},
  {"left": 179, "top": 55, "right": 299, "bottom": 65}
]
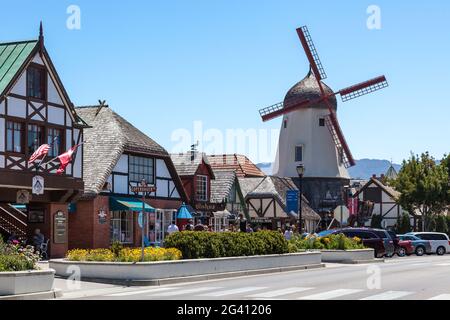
[
  {"left": 415, "top": 246, "right": 425, "bottom": 256},
  {"left": 397, "top": 247, "right": 407, "bottom": 257},
  {"left": 437, "top": 246, "right": 446, "bottom": 256}
]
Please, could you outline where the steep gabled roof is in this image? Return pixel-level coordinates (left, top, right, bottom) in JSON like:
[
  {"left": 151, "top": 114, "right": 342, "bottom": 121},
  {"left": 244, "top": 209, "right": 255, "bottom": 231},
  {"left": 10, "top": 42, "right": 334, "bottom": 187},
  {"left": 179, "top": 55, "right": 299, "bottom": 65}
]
[
  {"left": 210, "top": 170, "right": 236, "bottom": 204},
  {"left": 75, "top": 105, "right": 181, "bottom": 197},
  {"left": 170, "top": 152, "right": 215, "bottom": 178},
  {"left": 207, "top": 154, "right": 265, "bottom": 178},
  {"left": 0, "top": 40, "right": 38, "bottom": 97},
  {"left": 353, "top": 177, "right": 401, "bottom": 200}
]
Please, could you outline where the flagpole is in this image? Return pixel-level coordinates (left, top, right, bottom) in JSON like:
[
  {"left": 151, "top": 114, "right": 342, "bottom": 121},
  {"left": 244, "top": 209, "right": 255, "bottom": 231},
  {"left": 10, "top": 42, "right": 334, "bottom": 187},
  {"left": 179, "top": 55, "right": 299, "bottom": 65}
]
[{"left": 35, "top": 136, "right": 59, "bottom": 170}]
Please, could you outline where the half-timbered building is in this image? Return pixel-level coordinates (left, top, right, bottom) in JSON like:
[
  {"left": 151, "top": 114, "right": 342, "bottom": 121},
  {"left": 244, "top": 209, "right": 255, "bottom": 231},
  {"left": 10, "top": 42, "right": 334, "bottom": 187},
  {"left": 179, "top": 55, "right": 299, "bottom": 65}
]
[
  {"left": 0, "top": 26, "right": 85, "bottom": 257},
  {"left": 70, "top": 105, "right": 188, "bottom": 248}
]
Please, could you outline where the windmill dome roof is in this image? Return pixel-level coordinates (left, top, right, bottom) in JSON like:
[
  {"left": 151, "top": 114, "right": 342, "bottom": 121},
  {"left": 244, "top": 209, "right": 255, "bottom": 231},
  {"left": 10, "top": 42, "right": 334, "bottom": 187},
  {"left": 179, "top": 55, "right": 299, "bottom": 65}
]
[{"left": 284, "top": 70, "right": 337, "bottom": 110}]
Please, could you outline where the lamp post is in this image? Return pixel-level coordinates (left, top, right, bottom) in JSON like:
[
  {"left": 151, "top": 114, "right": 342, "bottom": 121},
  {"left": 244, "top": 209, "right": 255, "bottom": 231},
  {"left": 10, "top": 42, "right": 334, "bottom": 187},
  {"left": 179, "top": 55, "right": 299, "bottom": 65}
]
[{"left": 296, "top": 165, "right": 305, "bottom": 234}]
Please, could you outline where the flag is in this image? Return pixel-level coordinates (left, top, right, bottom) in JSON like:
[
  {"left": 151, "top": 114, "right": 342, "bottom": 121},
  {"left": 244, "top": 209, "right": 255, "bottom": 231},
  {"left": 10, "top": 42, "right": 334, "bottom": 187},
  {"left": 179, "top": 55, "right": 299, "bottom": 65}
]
[
  {"left": 28, "top": 144, "right": 50, "bottom": 164},
  {"left": 56, "top": 145, "right": 80, "bottom": 175}
]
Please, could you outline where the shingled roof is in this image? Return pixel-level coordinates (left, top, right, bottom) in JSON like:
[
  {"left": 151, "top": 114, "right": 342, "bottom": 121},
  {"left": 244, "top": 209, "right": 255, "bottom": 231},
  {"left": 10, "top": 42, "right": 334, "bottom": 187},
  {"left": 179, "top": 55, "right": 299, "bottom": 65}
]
[
  {"left": 170, "top": 152, "right": 215, "bottom": 178},
  {"left": 210, "top": 170, "right": 236, "bottom": 204},
  {"left": 75, "top": 105, "right": 171, "bottom": 196},
  {"left": 245, "top": 176, "right": 320, "bottom": 220},
  {"left": 208, "top": 154, "right": 265, "bottom": 178}
]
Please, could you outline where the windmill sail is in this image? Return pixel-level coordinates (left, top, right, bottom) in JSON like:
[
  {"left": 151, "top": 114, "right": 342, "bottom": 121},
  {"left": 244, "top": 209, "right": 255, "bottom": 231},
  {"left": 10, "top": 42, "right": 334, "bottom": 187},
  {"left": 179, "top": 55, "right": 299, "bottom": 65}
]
[
  {"left": 324, "top": 113, "right": 355, "bottom": 168},
  {"left": 339, "top": 76, "right": 388, "bottom": 102},
  {"left": 297, "top": 26, "right": 327, "bottom": 80},
  {"left": 259, "top": 99, "right": 311, "bottom": 122}
]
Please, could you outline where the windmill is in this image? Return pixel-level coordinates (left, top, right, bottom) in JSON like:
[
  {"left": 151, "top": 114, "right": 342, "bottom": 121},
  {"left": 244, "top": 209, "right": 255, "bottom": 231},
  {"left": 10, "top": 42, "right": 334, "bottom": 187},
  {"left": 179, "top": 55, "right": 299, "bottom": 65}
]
[
  {"left": 260, "top": 26, "right": 388, "bottom": 169},
  {"left": 259, "top": 26, "right": 388, "bottom": 212}
]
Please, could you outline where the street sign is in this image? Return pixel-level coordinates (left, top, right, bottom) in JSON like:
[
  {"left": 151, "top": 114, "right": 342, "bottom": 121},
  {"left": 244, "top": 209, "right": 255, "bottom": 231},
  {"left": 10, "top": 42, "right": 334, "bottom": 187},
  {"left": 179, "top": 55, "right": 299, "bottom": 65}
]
[{"left": 286, "top": 190, "right": 299, "bottom": 214}]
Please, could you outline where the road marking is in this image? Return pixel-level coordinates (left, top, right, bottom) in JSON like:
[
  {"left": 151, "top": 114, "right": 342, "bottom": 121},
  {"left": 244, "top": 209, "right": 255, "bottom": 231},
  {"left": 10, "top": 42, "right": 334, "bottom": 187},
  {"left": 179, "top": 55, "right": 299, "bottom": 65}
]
[
  {"left": 199, "top": 287, "right": 267, "bottom": 297},
  {"left": 429, "top": 294, "right": 450, "bottom": 300},
  {"left": 108, "top": 287, "right": 180, "bottom": 297},
  {"left": 361, "top": 291, "right": 413, "bottom": 300},
  {"left": 435, "top": 263, "right": 450, "bottom": 267},
  {"left": 299, "top": 289, "right": 363, "bottom": 300},
  {"left": 148, "top": 287, "right": 222, "bottom": 297},
  {"left": 246, "top": 287, "right": 313, "bottom": 298}
]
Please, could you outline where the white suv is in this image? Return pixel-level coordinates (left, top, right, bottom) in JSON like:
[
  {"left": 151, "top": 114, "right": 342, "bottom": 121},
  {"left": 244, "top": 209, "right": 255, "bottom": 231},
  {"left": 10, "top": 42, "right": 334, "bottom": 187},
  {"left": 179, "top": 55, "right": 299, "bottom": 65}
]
[{"left": 408, "top": 232, "right": 450, "bottom": 255}]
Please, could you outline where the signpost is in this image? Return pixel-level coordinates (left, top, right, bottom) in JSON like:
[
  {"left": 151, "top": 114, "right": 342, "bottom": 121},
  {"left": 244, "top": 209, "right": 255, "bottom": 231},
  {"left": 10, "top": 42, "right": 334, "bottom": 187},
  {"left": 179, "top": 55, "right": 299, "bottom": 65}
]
[
  {"left": 131, "top": 180, "right": 156, "bottom": 262},
  {"left": 286, "top": 190, "right": 299, "bottom": 216}
]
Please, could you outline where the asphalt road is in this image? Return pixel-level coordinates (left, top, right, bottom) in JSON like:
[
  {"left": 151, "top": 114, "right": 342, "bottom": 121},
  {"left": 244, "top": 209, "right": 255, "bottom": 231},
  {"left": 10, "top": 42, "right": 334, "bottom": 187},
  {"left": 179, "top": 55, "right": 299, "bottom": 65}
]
[{"left": 56, "top": 254, "right": 450, "bottom": 300}]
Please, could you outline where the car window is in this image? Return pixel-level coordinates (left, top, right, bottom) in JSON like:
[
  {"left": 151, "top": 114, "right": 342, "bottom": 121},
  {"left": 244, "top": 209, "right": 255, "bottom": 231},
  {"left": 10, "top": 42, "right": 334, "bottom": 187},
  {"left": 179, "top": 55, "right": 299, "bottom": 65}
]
[
  {"left": 373, "top": 231, "right": 389, "bottom": 239},
  {"left": 416, "top": 234, "right": 432, "bottom": 240},
  {"left": 353, "top": 231, "right": 378, "bottom": 240},
  {"left": 429, "top": 234, "right": 448, "bottom": 241}
]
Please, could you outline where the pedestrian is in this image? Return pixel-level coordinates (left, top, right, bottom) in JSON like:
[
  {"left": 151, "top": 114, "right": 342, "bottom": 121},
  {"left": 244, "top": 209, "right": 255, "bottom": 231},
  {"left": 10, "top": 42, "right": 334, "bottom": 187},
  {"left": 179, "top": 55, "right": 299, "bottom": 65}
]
[
  {"left": 284, "top": 227, "right": 294, "bottom": 241},
  {"left": 246, "top": 224, "right": 254, "bottom": 233},
  {"left": 185, "top": 220, "right": 194, "bottom": 231},
  {"left": 239, "top": 214, "right": 247, "bottom": 233},
  {"left": 7, "top": 232, "right": 18, "bottom": 244},
  {"left": 33, "top": 229, "right": 45, "bottom": 251},
  {"left": 167, "top": 221, "right": 179, "bottom": 235}
]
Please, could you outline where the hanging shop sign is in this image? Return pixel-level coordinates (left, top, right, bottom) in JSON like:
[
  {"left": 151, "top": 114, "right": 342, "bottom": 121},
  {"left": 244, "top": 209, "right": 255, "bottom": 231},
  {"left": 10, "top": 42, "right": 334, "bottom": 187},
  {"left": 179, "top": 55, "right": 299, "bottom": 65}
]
[
  {"left": 32, "top": 176, "right": 45, "bottom": 195},
  {"left": 16, "top": 190, "right": 31, "bottom": 204}
]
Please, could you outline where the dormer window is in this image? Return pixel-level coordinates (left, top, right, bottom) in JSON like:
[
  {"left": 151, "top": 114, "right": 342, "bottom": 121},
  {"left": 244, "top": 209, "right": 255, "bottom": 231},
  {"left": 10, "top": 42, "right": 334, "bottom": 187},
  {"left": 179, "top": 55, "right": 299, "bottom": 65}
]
[{"left": 27, "top": 65, "right": 46, "bottom": 100}]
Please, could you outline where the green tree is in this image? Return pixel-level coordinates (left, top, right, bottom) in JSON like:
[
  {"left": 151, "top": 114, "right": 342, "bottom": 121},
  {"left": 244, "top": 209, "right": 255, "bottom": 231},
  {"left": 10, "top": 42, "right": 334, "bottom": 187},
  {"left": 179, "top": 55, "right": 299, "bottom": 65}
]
[
  {"left": 392, "top": 152, "right": 449, "bottom": 232},
  {"left": 370, "top": 214, "right": 383, "bottom": 229},
  {"left": 396, "top": 213, "right": 412, "bottom": 234},
  {"left": 435, "top": 215, "right": 448, "bottom": 234}
]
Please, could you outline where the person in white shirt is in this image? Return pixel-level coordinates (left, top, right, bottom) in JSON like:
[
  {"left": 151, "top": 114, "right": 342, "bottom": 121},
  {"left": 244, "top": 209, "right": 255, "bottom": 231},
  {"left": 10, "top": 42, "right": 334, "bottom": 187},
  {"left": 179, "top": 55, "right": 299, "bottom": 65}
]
[
  {"left": 167, "top": 222, "right": 179, "bottom": 234},
  {"left": 284, "top": 227, "right": 294, "bottom": 241}
]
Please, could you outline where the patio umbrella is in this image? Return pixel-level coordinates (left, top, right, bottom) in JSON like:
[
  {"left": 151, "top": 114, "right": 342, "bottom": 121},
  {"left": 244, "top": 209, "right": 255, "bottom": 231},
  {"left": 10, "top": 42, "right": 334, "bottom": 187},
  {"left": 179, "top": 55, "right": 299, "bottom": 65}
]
[{"left": 177, "top": 203, "right": 193, "bottom": 220}]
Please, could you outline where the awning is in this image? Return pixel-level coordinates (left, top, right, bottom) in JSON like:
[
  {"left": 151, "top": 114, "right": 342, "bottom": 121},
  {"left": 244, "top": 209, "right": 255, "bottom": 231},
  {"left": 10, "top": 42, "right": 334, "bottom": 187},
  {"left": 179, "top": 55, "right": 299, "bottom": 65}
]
[
  {"left": 177, "top": 203, "right": 193, "bottom": 219},
  {"left": 109, "top": 197, "right": 155, "bottom": 213}
]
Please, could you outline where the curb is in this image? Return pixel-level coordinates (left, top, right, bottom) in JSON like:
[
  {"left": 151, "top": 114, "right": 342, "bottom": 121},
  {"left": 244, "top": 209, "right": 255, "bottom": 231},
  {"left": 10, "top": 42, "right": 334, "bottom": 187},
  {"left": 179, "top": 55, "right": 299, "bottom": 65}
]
[
  {"left": 0, "top": 289, "right": 63, "bottom": 300},
  {"left": 325, "top": 259, "right": 385, "bottom": 265},
  {"left": 56, "top": 264, "right": 325, "bottom": 287}
]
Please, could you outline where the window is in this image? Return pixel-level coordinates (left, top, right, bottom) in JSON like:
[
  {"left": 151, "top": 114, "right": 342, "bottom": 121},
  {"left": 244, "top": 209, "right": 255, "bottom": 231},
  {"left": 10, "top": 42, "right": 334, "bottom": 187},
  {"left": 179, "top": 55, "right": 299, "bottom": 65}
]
[
  {"left": 110, "top": 211, "right": 133, "bottom": 244},
  {"left": 295, "top": 146, "right": 303, "bottom": 162},
  {"left": 319, "top": 118, "right": 325, "bottom": 127},
  {"left": 6, "top": 121, "right": 23, "bottom": 153},
  {"left": 47, "top": 128, "right": 62, "bottom": 157},
  {"left": 27, "top": 65, "right": 46, "bottom": 100},
  {"left": 283, "top": 119, "right": 288, "bottom": 129},
  {"left": 129, "top": 155, "right": 154, "bottom": 183},
  {"left": 27, "top": 124, "right": 44, "bottom": 154},
  {"left": 196, "top": 175, "right": 208, "bottom": 202}
]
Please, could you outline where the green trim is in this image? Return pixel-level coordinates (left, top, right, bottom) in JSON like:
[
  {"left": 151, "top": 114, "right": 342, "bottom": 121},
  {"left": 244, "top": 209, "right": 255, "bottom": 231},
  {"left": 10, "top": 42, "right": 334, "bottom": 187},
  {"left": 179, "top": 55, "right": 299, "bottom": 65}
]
[{"left": 109, "top": 196, "right": 155, "bottom": 213}]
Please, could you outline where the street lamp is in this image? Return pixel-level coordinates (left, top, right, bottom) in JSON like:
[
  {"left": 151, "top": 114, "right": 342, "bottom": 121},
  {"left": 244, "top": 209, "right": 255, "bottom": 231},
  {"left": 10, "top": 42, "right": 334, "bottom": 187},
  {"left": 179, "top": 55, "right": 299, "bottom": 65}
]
[{"left": 296, "top": 165, "right": 305, "bottom": 234}]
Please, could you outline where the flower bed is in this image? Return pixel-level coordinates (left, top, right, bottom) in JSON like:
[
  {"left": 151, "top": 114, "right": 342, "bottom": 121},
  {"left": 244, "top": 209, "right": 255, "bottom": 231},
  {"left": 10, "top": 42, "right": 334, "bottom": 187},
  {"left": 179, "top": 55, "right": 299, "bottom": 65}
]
[
  {"left": 288, "top": 234, "right": 365, "bottom": 252},
  {"left": 66, "top": 247, "right": 182, "bottom": 262},
  {"left": 164, "top": 231, "right": 289, "bottom": 259},
  {"left": 0, "top": 237, "right": 40, "bottom": 272}
]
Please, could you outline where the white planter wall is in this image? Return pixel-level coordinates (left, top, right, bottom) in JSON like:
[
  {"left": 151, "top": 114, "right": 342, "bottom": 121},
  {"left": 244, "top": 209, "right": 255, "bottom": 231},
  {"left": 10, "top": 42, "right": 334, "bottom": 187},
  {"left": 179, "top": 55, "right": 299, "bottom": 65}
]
[{"left": 0, "top": 269, "right": 55, "bottom": 296}]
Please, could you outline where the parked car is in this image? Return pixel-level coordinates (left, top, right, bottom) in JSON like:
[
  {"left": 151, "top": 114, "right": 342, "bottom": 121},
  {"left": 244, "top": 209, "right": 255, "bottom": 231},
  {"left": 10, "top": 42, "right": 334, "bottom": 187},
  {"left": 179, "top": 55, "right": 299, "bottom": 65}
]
[
  {"left": 317, "top": 228, "right": 392, "bottom": 258},
  {"left": 398, "top": 234, "right": 433, "bottom": 256},
  {"left": 387, "top": 231, "right": 404, "bottom": 257},
  {"left": 370, "top": 229, "right": 396, "bottom": 258},
  {"left": 407, "top": 232, "right": 450, "bottom": 255},
  {"left": 396, "top": 238, "right": 415, "bottom": 257}
]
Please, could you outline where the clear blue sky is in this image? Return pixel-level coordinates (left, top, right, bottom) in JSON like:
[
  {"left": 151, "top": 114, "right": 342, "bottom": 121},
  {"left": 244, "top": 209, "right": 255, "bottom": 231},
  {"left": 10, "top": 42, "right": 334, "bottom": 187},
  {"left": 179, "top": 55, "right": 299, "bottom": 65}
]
[{"left": 2, "top": 0, "right": 449, "bottom": 164}]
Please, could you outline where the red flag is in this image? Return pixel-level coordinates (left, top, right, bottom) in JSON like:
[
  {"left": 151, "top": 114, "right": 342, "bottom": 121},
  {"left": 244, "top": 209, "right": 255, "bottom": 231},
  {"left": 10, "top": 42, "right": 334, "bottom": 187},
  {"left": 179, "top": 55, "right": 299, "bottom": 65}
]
[
  {"left": 56, "top": 145, "right": 80, "bottom": 175},
  {"left": 28, "top": 144, "right": 50, "bottom": 164}
]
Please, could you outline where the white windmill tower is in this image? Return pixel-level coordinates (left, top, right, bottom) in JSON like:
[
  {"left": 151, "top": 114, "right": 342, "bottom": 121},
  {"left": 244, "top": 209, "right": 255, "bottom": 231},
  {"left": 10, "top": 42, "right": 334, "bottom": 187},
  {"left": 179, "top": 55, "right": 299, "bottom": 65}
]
[{"left": 259, "top": 26, "right": 388, "bottom": 212}]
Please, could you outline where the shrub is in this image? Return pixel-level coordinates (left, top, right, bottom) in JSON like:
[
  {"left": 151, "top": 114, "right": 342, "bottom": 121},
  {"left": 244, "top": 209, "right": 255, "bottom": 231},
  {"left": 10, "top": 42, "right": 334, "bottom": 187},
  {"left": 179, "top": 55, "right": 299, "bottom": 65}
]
[
  {"left": 164, "top": 231, "right": 289, "bottom": 259},
  {"left": 370, "top": 214, "right": 383, "bottom": 229},
  {"left": 396, "top": 213, "right": 412, "bottom": 234},
  {"left": 435, "top": 215, "right": 448, "bottom": 234},
  {"left": 289, "top": 234, "right": 365, "bottom": 251},
  {"left": 0, "top": 236, "right": 40, "bottom": 272}
]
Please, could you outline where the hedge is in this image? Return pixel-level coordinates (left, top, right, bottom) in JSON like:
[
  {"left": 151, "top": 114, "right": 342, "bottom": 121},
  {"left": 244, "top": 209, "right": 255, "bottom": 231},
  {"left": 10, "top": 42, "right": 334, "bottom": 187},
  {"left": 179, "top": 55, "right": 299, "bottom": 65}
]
[{"left": 164, "top": 231, "right": 289, "bottom": 259}]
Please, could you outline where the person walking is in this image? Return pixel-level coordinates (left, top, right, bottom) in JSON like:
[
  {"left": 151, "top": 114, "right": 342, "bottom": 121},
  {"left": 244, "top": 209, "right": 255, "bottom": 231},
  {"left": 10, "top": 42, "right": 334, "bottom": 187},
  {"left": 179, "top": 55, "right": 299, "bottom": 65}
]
[{"left": 284, "top": 227, "right": 294, "bottom": 241}]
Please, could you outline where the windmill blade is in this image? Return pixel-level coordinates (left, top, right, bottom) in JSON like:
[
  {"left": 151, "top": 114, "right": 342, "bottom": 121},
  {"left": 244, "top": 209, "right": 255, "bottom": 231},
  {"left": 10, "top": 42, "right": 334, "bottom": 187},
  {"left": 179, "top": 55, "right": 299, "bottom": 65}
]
[
  {"left": 297, "top": 26, "right": 327, "bottom": 80},
  {"left": 339, "top": 76, "right": 388, "bottom": 102},
  {"left": 324, "top": 113, "right": 356, "bottom": 168},
  {"left": 259, "top": 99, "right": 311, "bottom": 122}
]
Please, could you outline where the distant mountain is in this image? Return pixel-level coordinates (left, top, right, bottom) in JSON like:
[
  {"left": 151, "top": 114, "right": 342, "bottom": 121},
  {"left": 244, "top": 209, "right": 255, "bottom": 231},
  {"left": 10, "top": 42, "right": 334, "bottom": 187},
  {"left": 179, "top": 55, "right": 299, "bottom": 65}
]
[{"left": 256, "top": 159, "right": 402, "bottom": 180}]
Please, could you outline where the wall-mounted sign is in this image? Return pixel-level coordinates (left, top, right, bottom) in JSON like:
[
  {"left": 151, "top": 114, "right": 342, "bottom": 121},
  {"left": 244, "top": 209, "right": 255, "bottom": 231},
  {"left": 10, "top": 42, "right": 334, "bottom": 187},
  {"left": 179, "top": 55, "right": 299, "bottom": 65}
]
[
  {"left": 54, "top": 211, "right": 68, "bottom": 244},
  {"left": 28, "top": 209, "right": 45, "bottom": 224},
  {"left": 98, "top": 208, "right": 107, "bottom": 225},
  {"left": 16, "top": 190, "right": 31, "bottom": 204},
  {"left": 32, "top": 176, "right": 45, "bottom": 195},
  {"left": 194, "top": 202, "right": 224, "bottom": 212}
]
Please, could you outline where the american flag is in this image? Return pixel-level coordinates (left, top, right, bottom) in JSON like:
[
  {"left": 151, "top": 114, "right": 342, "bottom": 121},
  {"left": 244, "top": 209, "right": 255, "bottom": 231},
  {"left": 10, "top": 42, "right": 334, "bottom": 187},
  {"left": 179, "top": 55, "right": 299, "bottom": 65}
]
[{"left": 28, "top": 144, "right": 50, "bottom": 164}]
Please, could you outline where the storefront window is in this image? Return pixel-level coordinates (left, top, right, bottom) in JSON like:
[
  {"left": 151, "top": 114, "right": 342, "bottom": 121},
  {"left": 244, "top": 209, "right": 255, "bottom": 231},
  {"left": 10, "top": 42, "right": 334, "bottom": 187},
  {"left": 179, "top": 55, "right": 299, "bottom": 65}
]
[
  {"left": 129, "top": 155, "right": 154, "bottom": 183},
  {"left": 110, "top": 211, "right": 133, "bottom": 244},
  {"left": 196, "top": 175, "right": 208, "bottom": 202}
]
